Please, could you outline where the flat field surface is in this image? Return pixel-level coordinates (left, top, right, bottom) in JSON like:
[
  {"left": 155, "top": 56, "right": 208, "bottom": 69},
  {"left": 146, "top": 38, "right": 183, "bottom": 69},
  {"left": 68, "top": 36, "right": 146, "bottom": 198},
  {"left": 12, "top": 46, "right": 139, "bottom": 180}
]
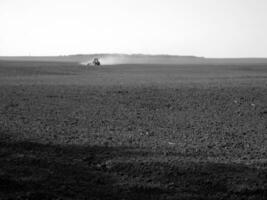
[{"left": 0, "top": 60, "right": 267, "bottom": 199}]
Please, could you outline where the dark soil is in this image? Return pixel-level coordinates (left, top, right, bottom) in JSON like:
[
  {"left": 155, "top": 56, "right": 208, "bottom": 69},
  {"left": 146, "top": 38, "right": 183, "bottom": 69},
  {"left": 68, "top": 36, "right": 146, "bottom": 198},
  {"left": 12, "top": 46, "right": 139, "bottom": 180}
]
[{"left": 0, "top": 61, "right": 266, "bottom": 199}]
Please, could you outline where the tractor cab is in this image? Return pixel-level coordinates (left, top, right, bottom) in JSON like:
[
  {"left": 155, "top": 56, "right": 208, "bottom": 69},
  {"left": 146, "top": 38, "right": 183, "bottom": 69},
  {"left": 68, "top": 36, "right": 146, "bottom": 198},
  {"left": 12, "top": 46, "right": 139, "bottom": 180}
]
[{"left": 92, "top": 58, "right": 101, "bottom": 66}]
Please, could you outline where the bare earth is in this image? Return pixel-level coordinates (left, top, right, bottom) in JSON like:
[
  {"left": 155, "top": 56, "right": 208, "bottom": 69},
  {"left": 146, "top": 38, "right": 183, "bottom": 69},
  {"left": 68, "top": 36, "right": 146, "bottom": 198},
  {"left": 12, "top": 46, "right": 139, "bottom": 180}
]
[{"left": 0, "top": 60, "right": 266, "bottom": 200}]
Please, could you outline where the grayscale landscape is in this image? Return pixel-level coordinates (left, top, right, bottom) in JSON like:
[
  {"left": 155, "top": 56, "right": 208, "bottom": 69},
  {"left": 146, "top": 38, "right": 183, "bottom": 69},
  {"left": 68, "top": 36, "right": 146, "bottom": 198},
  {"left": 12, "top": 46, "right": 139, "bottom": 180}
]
[{"left": 1, "top": 0, "right": 267, "bottom": 199}]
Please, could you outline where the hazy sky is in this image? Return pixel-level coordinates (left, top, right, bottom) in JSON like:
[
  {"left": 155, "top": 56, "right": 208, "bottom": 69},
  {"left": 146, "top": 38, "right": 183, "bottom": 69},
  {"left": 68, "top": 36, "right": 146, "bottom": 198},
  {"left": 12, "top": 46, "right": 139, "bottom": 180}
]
[{"left": 0, "top": 0, "right": 267, "bottom": 57}]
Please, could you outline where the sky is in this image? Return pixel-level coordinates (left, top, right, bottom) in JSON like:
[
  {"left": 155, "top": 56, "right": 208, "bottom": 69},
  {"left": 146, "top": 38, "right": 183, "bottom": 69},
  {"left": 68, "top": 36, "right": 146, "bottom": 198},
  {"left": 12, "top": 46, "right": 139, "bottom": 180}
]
[{"left": 0, "top": 0, "right": 267, "bottom": 57}]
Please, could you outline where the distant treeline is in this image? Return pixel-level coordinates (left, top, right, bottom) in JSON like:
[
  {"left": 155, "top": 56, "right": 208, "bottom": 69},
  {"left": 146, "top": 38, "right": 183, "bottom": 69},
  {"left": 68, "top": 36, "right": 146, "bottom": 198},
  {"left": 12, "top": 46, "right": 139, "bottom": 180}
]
[{"left": 1, "top": 54, "right": 267, "bottom": 65}]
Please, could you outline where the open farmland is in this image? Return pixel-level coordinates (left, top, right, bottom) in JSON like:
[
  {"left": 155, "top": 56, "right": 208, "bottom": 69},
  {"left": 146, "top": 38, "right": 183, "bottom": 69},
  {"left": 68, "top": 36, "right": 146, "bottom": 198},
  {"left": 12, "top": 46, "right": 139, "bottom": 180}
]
[{"left": 0, "top": 60, "right": 266, "bottom": 199}]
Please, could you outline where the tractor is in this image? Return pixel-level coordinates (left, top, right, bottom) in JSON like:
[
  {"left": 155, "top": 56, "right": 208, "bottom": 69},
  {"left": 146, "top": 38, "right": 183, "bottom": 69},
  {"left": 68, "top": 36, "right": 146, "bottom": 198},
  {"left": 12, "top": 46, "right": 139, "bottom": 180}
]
[{"left": 86, "top": 58, "right": 101, "bottom": 66}]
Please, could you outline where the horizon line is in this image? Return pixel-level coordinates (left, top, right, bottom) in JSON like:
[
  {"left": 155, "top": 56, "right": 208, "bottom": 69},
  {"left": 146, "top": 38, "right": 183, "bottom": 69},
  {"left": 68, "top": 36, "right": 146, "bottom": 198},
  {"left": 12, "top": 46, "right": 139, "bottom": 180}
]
[{"left": 1, "top": 54, "right": 267, "bottom": 59}]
